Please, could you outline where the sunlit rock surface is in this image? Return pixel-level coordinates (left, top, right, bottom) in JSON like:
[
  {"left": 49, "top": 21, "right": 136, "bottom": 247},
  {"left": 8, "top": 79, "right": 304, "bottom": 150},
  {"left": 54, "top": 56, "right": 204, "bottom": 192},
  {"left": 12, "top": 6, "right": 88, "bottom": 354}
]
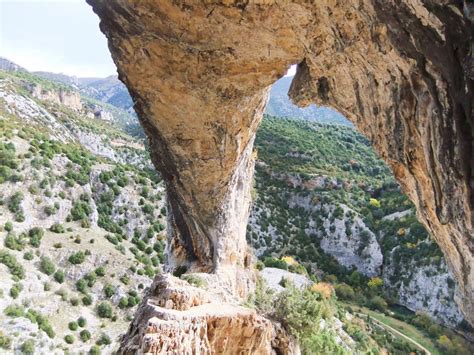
[{"left": 87, "top": 1, "right": 473, "bottom": 351}]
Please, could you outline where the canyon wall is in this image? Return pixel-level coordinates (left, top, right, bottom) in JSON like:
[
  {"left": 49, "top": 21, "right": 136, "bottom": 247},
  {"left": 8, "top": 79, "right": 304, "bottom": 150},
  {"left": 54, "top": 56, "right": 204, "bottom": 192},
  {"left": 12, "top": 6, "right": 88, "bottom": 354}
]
[
  {"left": 87, "top": 0, "right": 473, "bottom": 340},
  {"left": 29, "top": 84, "right": 83, "bottom": 111}
]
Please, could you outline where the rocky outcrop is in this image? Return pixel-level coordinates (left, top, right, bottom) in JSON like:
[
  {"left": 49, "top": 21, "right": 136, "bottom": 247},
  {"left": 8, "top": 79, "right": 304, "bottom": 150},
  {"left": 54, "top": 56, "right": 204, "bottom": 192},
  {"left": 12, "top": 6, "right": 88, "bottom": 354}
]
[
  {"left": 29, "top": 84, "right": 83, "bottom": 110},
  {"left": 88, "top": 0, "right": 473, "bottom": 335},
  {"left": 384, "top": 247, "right": 464, "bottom": 327},
  {"left": 119, "top": 274, "right": 298, "bottom": 354},
  {"left": 285, "top": 195, "right": 384, "bottom": 277}
]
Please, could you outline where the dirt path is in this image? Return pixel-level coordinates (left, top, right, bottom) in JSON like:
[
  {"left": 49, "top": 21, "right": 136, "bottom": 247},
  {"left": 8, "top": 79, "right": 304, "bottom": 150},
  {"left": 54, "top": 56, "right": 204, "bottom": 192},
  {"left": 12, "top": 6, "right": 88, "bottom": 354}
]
[{"left": 355, "top": 312, "right": 432, "bottom": 355}]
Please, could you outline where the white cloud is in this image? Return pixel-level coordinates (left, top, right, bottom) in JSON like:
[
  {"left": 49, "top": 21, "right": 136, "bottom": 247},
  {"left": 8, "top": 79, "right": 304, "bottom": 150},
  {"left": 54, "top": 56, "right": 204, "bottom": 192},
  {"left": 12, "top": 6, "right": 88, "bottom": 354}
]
[{"left": 285, "top": 64, "right": 297, "bottom": 77}]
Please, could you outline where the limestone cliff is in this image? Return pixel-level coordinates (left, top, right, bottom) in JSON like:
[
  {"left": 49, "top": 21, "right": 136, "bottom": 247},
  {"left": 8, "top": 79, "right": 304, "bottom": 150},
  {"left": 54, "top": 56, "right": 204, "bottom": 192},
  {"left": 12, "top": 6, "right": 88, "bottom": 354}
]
[
  {"left": 29, "top": 83, "right": 83, "bottom": 111},
  {"left": 87, "top": 0, "right": 473, "bottom": 345}
]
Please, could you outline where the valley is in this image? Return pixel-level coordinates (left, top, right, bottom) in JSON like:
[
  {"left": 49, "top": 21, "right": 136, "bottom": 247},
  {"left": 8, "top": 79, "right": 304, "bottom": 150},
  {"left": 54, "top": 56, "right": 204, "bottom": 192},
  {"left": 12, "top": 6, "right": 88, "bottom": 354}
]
[{"left": 0, "top": 65, "right": 472, "bottom": 354}]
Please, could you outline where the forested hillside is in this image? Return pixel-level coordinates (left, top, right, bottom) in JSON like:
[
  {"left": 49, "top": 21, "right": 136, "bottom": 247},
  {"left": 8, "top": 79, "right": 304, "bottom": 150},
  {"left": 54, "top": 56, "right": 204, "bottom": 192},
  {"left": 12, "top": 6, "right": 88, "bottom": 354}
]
[
  {"left": 0, "top": 66, "right": 471, "bottom": 354},
  {"left": 248, "top": 117, "right": 472, "bottom": 353}
]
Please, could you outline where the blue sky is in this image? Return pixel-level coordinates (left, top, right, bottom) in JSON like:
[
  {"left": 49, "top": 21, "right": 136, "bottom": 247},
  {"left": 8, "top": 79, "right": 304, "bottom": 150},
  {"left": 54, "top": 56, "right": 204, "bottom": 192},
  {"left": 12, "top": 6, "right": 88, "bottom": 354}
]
[
  {"left": 0, "top": 0, "right": 117, "bottom": 77},
  {"left": 0, "top": 0, "right": 296, "bottom": 78}
]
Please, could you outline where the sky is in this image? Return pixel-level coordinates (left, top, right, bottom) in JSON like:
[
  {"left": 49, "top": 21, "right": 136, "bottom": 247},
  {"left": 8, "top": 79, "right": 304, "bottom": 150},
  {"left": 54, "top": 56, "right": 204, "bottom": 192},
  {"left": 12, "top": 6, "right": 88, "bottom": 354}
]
[
  {"left": 0, "top": 0, "right": 296, "bottom": 79},
  {"left": 0, "top": 0, "right": 117, "bottom": 77}
]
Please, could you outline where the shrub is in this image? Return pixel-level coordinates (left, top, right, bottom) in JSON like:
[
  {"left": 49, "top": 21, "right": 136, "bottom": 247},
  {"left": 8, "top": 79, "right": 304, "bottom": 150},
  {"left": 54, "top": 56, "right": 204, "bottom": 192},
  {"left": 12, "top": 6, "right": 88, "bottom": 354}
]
[
  {"left": 76, "top": 279, "right": 87, "bottom": 293},
  {"left": 4, "top": 221, "right": 13, "bottom": 232},
  {"left": 142, "top": 204, "right": 154, "bottom": 214},
  {"left": 106, "top": 234, "right": 119, "bottom": 245},
  {"left": 4, "top": 233, "right": 24, "bottom": 251},
  {"left": 273, "top": 286, "right": 333, "bottom": 350},
  {"left": 0, "top": 331, "right": 11, "bottom": 349},
  {"left": 68, "top": 322, "right": 78, "bottom": 331},
  {"left": 127, "top": 295, "right": 139, "bottom": 307},
  {"left": 103, "top": 284, "right": 115, "bottom": 298},
  {"left": 333, "top": 205, "right": 344, "bottom": 219},
  {"left": 335, "top": 283, "right": 355, "bottom": 300},
  {"left": 310, "top": 282, "right": 334, "bottom": 299},
  {"left": 70, "top": 298, "right": 79, "bottom": 306},
  {"left": 300, "top": 331, "right": 347, "bottom": 354},
  {"left": 95, "top": 266, "right": 106, "bottom": 277},
  {"left": 118, "top": 297, "right": 129, "bottom": 309},
  {"left": 97, "top": 302, "right": 113, "bottom": 318},
  {"left": 369, "top": 198, "right": 381, "bottom": 208},
  {"left": 89, "top": 345, "right": 101, "bottom": 354},
  {"left": 120, "top": 274, "right": 130, "bottom": 285},
  {"left": 427, "top": 323, "right": 443, "bottom": 338},
  {"left": 9, "top": 284, "right": 22, "bottom": 299},
  {"left": 289, "top": 263, "right": 307, "bottom": 275},
  {"left": 84, "top": 272, "right": 97, "bottom": 287},
  {"left": 54, "top": 270, "right": 65, "bottom": 283},
  {"left": 367, "top": 277, "right": 384, "bottom": 290},
  {"left": 81, "top": 219, "right": 91, "bottom": 228},
  {"left": 68, "top": 251, "right": 86, "bottom": 265},
  {"left": 50, "top": 223, "right": 65, "bottom": 233},
  {"left": 8, "top": 192, "right": 23, "bottom": 214},
  {"left": 55, "top": 288, "right": 68, "bottom": 302},
  {"left": 181, "top": 274, "right": 206, "bottom": 288},
  {"left": 172, "top": 266, "right": 187, "bottom": 278},
  {"left": 40, "top": 256, "right": 56, "bottom": 275},
  {"left": 65, "top": 334, "right": 74, "bottom": 344},
  {"left": 70, "top": 200, "right": 92, "bottom": 221},
  {"left": 44, "top": 205, "right": 57, "bottom": 216},
  {"left": 82, "top": 294, "right": 93, "bottom": 306},
  {"left": 78, "top": 316, "right": 87, "bottom": 327},
  {"left": 4, "top": 304, "right": 25, "bottom": 317},
  {"left": 23, "top": 251, "right": 34, "bottom": 260},
  {"left": 14, "top": 211, "right": 25, "bottom": 222},
  {"left": 0, "top": 250, "right": 25, "bottom": 279},
  {"left": 22, "top": 308, "right": 55, "bottom": 338},
  {"left": 368, "top": 295, "right": 388, "bottom": 312},
  {"left": 28, "top": 227, "right": 44, "bottom": 247},
  {"left": 96, "top": 333, "right": 111, "bottom": 345},
  {"left": 80, "top": 329, "right": 91, "bottom": 342},
  {"left": 274, "top": 287, "right": 344, "bottom": 354},
  {"left": 263, "top": 257, "right": 288, "bottom": 270},
  {"left": 21, "top": 340, "right": 35, "bottom": 354},
  {"left": 99, "top": 171, "right": 113, "bottom": 183}
]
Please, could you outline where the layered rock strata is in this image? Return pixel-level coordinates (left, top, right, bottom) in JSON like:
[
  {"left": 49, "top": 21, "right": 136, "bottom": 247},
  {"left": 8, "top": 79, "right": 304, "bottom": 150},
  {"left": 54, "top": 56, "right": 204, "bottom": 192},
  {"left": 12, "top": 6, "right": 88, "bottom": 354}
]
[
  {"left": 88, "top": 0, "right": 473, "bottom": 343},
  {"left": 119, "top": 274, "right": 298, "bottom": 354}
]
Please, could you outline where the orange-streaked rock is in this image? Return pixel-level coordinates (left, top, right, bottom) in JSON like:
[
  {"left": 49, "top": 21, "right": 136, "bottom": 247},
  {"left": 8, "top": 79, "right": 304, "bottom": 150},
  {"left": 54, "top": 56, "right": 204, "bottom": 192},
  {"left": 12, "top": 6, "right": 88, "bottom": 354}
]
[{"left": 87, "top": 1, "right": 473, "bottom": 345}]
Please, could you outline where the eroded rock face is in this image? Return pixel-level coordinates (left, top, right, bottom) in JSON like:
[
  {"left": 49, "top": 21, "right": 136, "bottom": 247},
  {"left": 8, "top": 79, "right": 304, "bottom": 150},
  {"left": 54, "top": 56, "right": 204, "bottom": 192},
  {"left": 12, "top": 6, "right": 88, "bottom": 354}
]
[
  {"left": 119, "top": 274, "right": 298, "bottom": 354},
  {"left": 29, "top": 84, "right": 83, "bottom": 110},
  {"left": 88, "top": 0, "right": 473, "bottom": 332}
]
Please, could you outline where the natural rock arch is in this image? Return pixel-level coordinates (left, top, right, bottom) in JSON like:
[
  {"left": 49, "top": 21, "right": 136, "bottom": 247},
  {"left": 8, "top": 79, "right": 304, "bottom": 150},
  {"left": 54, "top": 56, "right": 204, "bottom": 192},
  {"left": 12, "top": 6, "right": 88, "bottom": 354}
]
[{"left": 87, "top": 0, "right": 473, "bottom": 332}]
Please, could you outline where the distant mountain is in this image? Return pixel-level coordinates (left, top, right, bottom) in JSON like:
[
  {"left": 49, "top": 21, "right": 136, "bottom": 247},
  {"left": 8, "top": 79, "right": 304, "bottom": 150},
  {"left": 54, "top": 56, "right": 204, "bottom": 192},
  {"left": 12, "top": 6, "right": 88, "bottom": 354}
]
[
  {"left": 0, "top": 57, "right": 27, "bottom": 72},
  {"left": 36, "top": 67, "right": 350, "bottom": 125},
  {"left": 265, "top": 76, "right": 351, "bottom": 126},
  {"left": 79, "top": 76, "right": 134, "bottom": 111},
  {"left": 6, "top": 57, "right": 348, "bottom": 125}
]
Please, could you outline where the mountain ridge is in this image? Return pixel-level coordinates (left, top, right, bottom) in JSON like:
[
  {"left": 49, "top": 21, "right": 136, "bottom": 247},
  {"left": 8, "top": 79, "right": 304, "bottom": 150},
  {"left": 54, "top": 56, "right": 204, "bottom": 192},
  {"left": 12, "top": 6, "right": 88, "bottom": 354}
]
[{"left": 0, "top": 57, "right": 350, "bottom": 126}]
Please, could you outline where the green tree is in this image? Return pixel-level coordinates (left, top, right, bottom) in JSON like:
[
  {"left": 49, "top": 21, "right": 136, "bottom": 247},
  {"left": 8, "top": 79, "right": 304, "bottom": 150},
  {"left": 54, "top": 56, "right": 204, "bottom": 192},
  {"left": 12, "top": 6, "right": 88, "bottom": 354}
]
[
  {"left": 40, "top": 256, "right": 56, "bottom": 275},
  {"left": 96, "top": 302, "right": 113, "bottom": 318}
]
